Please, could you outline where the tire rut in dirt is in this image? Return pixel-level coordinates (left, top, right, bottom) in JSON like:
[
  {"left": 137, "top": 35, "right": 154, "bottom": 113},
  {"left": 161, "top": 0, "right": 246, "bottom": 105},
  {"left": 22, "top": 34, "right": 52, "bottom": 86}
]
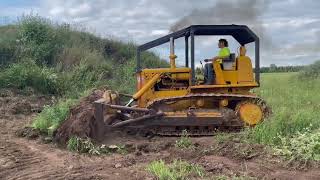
[
  {"left": 0, "top": 139, "right": 110, "bottom": 180},
  {"left": 0, "top": 140, "right": 78, "bottom": 180}
]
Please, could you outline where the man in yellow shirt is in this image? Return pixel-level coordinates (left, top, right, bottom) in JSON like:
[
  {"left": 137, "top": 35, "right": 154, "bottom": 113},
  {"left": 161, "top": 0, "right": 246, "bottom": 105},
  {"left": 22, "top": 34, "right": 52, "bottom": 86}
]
[{"left": 204, "top": 39, "right": 230, "bottom": 84}]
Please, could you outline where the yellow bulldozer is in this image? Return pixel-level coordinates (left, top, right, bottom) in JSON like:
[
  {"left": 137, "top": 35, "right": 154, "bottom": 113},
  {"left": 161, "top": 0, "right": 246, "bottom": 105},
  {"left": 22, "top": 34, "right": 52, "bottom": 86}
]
[{"left": 94, "top": 25, "right": 270, "bottom": 136}]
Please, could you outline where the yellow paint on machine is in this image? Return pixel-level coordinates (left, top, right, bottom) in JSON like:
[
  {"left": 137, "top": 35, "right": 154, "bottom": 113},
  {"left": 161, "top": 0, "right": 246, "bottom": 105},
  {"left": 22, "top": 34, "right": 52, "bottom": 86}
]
[
  {"left": 133, "top": 46, "right": 265, "bottom": 125},
  {"left": 237, "top": 102, "right": 263, "bottom": 125},
  {"left": 136, "top": 54, "right": 257, "bottom": 107}
]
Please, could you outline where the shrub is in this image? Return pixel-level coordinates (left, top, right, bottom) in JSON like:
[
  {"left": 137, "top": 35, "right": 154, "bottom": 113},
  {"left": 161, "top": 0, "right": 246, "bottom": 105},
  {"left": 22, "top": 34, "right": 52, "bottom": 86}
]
[
  {"left": 146, "top": 159, "right": 205, "bottom": 180},
  {"left": 0, "top": 25, "right": 18, "bottom": 67},
  {"left": 0, "top": 60, "right": 60, "bottom": 94},
  {"left": 60, "top": 59, "right": 112, "bottom": 98},
  {"left": 107, "top": 59, "right": 136, "bottom": 94},
  {"left": 17, "top": 15, "right": 65, "bottom": 66}
]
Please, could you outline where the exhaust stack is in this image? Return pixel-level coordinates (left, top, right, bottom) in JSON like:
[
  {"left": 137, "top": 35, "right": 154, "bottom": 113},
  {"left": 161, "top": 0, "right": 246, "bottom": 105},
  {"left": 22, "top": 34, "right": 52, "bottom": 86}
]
[{"left": 169, "top": 37, "right": 177, "bottom": 68}]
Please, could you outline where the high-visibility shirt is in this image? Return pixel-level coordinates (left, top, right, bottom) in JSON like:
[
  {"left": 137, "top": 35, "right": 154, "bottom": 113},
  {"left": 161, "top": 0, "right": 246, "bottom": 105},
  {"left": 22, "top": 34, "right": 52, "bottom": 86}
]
[{"left": 218, "top": 47, "right": 230, "bottom": 57}]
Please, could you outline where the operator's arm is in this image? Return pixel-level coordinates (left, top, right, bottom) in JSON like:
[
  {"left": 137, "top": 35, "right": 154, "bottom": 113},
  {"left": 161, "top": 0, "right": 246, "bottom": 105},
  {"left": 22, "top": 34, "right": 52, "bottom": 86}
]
[
  {"left": 205, "top": 47, "right": 230, "bottom": 62},
  {"left": 212, "top": 55, "right": 229, "bottom": 61},
  {"left": 204, "top": 55, "right": 228, "bottom": 62}
]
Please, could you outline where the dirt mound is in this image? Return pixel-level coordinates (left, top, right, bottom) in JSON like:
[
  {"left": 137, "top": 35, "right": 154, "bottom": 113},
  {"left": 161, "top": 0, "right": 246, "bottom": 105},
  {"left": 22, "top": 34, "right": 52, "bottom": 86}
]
[{"left": 54, "top": 90, "right": 105, "bottom": 145}]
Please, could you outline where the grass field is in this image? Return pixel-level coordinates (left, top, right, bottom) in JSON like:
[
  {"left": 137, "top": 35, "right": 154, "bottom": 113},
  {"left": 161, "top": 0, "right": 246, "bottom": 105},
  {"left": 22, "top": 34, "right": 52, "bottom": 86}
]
[{"left": 251, "top": 72, "right": 320, "bottom": 162}]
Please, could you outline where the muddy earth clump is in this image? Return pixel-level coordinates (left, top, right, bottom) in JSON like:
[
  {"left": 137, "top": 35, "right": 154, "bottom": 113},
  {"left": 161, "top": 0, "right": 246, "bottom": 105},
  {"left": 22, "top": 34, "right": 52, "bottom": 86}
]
[{"left": 54, "top": 90, "right": 105, "bottom": 145}]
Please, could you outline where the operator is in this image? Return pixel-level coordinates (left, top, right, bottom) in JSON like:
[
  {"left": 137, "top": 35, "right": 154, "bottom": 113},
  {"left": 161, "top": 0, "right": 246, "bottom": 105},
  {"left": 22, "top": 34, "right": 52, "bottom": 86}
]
[{"left": 204, "top": 39, "right": 230, "bottom": 84}]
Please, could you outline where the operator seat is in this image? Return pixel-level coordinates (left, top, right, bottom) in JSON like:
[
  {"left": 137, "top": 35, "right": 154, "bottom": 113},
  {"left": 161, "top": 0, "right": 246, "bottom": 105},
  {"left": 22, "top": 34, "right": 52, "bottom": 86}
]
[
  {"left": 221, "top": 53, "right": 236, "bottom": 70},
  {"left": 203, "top": 53, "right": 235, "bottom": 84}
]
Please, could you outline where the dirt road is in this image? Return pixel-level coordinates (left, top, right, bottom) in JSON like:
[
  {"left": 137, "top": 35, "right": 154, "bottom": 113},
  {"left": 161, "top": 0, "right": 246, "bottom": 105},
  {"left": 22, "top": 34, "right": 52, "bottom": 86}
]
[{"left": 0, "top": 92, "right": 319, "bottom": 179}]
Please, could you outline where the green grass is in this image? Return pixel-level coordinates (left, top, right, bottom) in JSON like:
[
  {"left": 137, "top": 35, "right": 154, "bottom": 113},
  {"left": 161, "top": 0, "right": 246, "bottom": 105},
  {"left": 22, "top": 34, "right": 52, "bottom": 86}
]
[
  {"left": 251, "top": 72, "right": 320, "bottom": 145},
  {"left": 250, "top": 64, "right": 320, "bottom": 162},
  {"left": 146, "top": 159, "right": 205, "bottom": 180}
]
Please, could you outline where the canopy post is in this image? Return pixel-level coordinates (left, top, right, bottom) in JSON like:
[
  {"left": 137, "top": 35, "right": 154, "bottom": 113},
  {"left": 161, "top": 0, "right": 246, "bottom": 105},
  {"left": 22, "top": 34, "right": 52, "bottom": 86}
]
[
  {"left": 190, "top": 30, "right": 195, "bottom": 85},
  {"left": 185, "top": 36, "right": 189, "bottom": 67},
  {"left": 255, "top": 39, "right": 260, "bottom": 85}
]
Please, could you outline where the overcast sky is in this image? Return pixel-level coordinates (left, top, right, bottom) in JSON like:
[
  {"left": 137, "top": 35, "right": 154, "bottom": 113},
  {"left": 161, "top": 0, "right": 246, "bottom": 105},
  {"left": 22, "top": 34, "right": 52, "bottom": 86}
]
[{"left": 1, "top": 0, "right": 319, "bottom": 66}]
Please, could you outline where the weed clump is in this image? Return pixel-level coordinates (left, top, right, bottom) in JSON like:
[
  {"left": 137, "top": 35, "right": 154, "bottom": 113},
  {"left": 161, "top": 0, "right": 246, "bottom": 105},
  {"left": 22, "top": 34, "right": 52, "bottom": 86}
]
[
  {"left": 175, "top": 130, "right": 194, "bottom": 149},
  {"left": 67, "top": 136, "right": 101, "bottom": 155},
  {"left": 32, "top": 98, "right": 76, "bottom": 135},
  {"left": 274, "top": 128, "right": 320, "bottom": 164},
  {"left": 146, "top": 159, "right": 205, "bottom": 180},
  {"left": 67, "top": 136, "right": 128, "bottom": 155},
  {"left": 213, "top": 175, "right": 257, "bottom": 180}
]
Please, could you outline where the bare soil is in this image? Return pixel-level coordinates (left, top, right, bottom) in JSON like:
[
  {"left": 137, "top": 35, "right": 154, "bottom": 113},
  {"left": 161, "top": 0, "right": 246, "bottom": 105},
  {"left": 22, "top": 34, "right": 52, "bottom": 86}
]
[{"left": 0, "top": 90, "right": 319, "bottom": 180}]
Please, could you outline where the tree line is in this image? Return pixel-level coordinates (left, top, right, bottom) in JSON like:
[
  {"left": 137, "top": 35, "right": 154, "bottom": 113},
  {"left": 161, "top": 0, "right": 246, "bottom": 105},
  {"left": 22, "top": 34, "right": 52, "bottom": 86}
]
[{"left": 258, "top": 64, "right": 305, "bottom": 73}]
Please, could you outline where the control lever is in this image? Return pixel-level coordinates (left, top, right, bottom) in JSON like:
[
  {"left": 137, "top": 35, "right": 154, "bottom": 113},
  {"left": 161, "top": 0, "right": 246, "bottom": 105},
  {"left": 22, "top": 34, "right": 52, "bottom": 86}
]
[{"left": 200, "top": 61, "right": 204, "bottom": 69}]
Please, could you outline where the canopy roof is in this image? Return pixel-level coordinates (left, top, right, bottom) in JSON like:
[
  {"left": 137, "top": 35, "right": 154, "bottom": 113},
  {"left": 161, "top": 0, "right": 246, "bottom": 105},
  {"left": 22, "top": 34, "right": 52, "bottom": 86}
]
[{"left": 138, "top": 25, "right": 259, "bottom": 51}]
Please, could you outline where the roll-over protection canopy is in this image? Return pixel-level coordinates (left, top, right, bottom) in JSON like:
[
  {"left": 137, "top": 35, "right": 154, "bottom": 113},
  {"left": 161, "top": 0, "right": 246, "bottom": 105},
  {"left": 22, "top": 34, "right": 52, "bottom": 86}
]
[{"left": 136, "top": 25, "right": 260, "bottom": 85}]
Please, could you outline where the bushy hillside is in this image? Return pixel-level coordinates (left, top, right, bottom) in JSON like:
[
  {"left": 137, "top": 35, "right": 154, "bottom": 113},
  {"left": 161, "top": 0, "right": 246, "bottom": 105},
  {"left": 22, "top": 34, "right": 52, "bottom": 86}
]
[
  {"left": 0, "top": 15, "right": 168, "bottom": 134},
  {"left": 0, "top": 15, "right": 168, "bottom": 96}
]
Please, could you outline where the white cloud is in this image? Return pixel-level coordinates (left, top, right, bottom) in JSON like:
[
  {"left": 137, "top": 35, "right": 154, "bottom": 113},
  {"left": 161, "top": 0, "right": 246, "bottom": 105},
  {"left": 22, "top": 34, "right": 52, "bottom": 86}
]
[
  {"left": 151, "top": 30, "right": 168, "bottom": 36},
  {"left": 1, "top": 0, "right": 320, "bottom": 66}
]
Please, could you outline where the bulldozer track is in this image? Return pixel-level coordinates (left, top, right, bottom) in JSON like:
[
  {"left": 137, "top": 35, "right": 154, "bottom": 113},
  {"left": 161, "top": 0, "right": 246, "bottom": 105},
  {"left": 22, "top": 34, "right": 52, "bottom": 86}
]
[
  {"left": 130, "top": 93, "right": 271, "bottom": 136},
  {"left": 147, "top": 93, "right": 261, "bottom": 108}
]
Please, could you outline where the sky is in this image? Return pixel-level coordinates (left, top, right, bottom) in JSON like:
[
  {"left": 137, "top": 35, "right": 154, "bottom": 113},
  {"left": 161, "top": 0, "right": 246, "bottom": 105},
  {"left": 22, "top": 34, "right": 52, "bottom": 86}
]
[{"left": 0, "top": 0, "right": 319, "bottom": 67}]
